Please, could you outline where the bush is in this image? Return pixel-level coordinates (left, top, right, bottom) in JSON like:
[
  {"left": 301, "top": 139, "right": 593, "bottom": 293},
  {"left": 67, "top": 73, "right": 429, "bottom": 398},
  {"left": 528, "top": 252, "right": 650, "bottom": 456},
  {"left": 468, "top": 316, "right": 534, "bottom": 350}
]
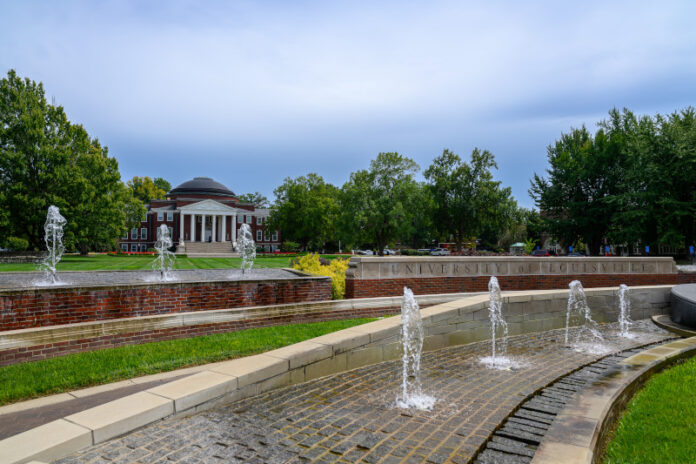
[
  {"left": 292, "top": 253, "right": 350, "bottom": 299},
  {"left": 7, "top": 236, "right": 29, "bottom": 251},
  {"left": 400, "top": 248, "right": 429, "bottom": 256},
  {"left": 281, "top": 241, "right": 301, "bottom": 252}
]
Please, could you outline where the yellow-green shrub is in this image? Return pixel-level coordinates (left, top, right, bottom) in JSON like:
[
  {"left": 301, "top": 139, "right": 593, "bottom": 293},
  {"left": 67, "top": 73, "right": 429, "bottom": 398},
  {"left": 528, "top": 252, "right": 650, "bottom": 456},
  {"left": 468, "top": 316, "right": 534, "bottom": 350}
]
[{"left": 293, "top": 253, "right": 349, "bottom": 299}]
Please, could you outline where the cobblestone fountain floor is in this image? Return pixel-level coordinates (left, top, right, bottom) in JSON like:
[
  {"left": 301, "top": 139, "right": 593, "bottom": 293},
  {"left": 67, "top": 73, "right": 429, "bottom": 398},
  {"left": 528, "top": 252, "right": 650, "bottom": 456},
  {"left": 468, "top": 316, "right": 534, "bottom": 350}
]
[{"left": 56, "top": 320, "right": 673, "bottom": 464}]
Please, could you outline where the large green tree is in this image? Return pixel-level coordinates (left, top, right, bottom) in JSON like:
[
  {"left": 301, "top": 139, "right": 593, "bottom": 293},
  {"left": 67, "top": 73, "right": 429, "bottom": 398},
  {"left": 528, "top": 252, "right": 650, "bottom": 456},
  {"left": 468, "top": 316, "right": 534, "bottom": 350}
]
[
  {"left": 127, "top": 176, "right": 167, "bottom": 204},
  {"left": 340, "top": 152, "right": 420, "bottom": 254},
  {"left": 237, "top": 192, "right": 270, "bottom": 208},
  {"left": 268, "top": 174, "right": 340, "bottom": 250},
  {"left": 425, "top": 148, "right": 514, "bottom": 251},
  {"left": 529, "top": 126, "right": 623, "bottom": 255},
  {"left": 0, "top": 70, "right": 129, "bottom": 253}
]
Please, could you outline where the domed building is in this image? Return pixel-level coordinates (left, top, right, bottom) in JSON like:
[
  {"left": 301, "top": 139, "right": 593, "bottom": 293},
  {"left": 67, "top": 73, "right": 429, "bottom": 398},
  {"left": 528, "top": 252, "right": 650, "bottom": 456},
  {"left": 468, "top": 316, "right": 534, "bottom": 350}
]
[{"left": 119, "top": 177, "right": 280, "bottom": 255}]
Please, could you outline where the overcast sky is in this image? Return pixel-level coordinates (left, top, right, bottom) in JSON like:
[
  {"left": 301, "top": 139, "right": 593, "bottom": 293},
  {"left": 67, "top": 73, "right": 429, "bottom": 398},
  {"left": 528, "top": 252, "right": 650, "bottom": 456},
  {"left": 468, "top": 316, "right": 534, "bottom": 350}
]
[{"left": 2, "top": 1, "right": 695, "bottom": 208}]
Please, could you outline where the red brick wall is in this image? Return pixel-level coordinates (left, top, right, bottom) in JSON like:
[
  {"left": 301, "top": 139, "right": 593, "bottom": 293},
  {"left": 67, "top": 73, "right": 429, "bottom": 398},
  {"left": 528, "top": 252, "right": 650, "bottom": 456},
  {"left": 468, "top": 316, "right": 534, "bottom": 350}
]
[
  {"left": 678, "top": 272, "right": 696, "bottom": 284},
  {"left": 346, "top": 273, "right": 683, "bottom": 298},
  {"left": 0, "top": 305, "right": 399, "bottom": 366},
  {"left": 0, "top": 278, "right": 331, "bottom": 331}
]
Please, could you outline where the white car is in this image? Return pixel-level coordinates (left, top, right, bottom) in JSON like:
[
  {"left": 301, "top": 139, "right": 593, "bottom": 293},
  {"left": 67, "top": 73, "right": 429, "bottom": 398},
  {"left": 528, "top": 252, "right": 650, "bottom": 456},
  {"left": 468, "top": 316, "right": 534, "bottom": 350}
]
[
  {"left": 430, "top": 248, "right": 451, "bottom": 256},
  {"left": 354, "top": 249, "right": 374, "bottom": 255},
  {"left": 383, "top": 248, "right": 396, "bottom": 255}
]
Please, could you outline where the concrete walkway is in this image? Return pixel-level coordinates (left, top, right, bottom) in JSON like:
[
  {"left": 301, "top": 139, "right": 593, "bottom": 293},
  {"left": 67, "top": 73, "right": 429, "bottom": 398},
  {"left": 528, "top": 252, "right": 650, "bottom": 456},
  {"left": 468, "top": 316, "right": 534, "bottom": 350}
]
[{"left": 54, "top": 320, "right": 673, "bottom": 464}]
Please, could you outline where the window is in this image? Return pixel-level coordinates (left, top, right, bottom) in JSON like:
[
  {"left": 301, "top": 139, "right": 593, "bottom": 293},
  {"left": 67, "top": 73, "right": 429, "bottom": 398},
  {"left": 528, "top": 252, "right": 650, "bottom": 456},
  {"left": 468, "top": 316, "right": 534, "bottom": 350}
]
[
  {"left": 130, "top": 244, "right": 137, "bottom": 252},
  {"left": 131, "top": 228, "right": 138, "bottom": 240},
  {"left": 140, "top": 244, "right": 147, "bottom": 252},
  {"left": 264, "top": 230, "right": 270, "bottom": 241},
  {"left": 167, "top": 212, "right": 173, "bottom": 222},
  {"left": 123, "top": 231, "right": 128, "bottom": 239},
  {"left": 257, "top": 216, "right": 262, "bottom": 225},
  {"left": 157, "top": 212, "right": 164, "bottom": 221},
  {"left": 256, "top": 230, "right": 262, "bottom": 241},
  {"left": 246, "top": 215, "right": 251, "bottom": 224},
  {"left": 272, "top": 230, "right": 278, "bottom": 241},
  {"left": 140, "top": 228, "right": 147, "bottom": 240},
  {"left": 168, "top": 227, "right": 174, "bottom": 239},
  {"left": 121, "top": 244, "right": 128, "bottom": 251}
]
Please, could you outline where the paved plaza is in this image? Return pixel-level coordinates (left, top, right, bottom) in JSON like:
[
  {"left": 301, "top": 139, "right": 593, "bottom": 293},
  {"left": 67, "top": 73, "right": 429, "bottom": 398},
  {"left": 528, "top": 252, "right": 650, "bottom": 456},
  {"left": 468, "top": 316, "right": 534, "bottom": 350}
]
[{"left": 56, "top": 320, "right": 673, "bottom": 464}]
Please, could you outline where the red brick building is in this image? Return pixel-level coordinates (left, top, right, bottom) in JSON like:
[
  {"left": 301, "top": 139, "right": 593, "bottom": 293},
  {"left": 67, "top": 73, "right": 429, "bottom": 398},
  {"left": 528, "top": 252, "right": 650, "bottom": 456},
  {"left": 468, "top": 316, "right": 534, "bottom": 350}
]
[{"left": 119, "top": 177, "right": 280, "bottom": 254}]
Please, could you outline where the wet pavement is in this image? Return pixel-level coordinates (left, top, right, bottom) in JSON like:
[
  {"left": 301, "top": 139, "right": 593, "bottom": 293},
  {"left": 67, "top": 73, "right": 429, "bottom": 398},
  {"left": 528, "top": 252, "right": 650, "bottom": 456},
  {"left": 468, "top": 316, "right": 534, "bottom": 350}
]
[{"left": 55, "top": 320, "right": 673, "bottom": 464}]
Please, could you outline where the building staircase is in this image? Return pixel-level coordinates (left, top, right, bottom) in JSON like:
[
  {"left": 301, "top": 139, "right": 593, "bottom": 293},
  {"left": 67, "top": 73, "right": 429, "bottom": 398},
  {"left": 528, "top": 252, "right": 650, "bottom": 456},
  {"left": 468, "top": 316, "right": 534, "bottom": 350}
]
[{"left": 177, "top": 241, "right": 240, "bottom": 257}]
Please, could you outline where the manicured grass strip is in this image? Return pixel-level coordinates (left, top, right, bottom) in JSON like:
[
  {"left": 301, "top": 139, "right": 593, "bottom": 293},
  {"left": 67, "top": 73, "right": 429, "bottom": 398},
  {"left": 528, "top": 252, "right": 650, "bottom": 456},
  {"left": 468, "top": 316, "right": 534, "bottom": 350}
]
[
  {"left": 0, "top": 318, "right": 376, "bottom": 405},
  {"left": 0, "top": 255, "right": 303, "bottom": 272},
  {"left": 603, "top": 356, "right": 696, "bottom": 463}
]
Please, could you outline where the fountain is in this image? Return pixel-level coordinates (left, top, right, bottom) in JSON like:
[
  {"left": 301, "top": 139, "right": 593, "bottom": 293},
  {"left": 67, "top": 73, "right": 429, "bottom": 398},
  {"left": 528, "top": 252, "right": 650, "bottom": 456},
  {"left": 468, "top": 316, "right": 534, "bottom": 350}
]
[
  {"left": 152, "top": 224, "right": 175, "bottom": 281},
  {"left": 396, "top": 287, "right": 435, "bottom": 410},
  {"left": 237, "top": 223, "right": 256, "bottom": 274},
  {"left": 565, "top": 280, "right": 604, "bottom": 351},
  {"left": 479, "top": 276, "right": 522, "bottom": 369},
  {"left": 40, "top": 205, "right": 67, "bottom": 284},
  {"left": 618, "top": 284, "right": 633, "bottom": 338}
]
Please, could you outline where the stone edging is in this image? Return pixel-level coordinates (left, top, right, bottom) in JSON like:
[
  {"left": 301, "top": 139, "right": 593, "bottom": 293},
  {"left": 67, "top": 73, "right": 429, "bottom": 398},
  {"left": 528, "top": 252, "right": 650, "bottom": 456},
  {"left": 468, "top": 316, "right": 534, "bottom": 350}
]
[
  {"left": 0, "top": 286, "right": 672, "bottom": 464},
  {"left": 531, "top": 336, "right": 696, "bottom": 463}
]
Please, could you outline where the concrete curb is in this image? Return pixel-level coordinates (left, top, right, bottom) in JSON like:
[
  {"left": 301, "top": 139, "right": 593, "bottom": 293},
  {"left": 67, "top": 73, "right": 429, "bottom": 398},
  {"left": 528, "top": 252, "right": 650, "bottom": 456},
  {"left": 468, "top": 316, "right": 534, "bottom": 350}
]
[
  {"left": 0, "top": 285, "right": 674, "bottom": 464},
  {"left": 531, "top": 336, "right": 696, "bottom": 464}
]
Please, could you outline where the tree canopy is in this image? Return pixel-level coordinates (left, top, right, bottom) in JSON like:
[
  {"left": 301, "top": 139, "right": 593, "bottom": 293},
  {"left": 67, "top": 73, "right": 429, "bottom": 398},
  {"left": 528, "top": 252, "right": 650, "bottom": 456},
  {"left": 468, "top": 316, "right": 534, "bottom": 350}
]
[
  {"left": 341, "top": 152, "right": 420, "bottom": 254},
  {"left": 0, "top": 70, "right": 129, "bottom": 253},
  {"left": 127, "top": 176, "right": 167, "bottom": 204},
  {"left": 530, "top": 107, "right": 696, "bottom": 254},
  {"left": 237, "top": 192, "right": 270, "bottom": 208},
  {"left": 425, "top": 148, "right": 516, "bottom": 251},
  {"left": 268, "top": 174, "right": 340, "bottom": 250}
]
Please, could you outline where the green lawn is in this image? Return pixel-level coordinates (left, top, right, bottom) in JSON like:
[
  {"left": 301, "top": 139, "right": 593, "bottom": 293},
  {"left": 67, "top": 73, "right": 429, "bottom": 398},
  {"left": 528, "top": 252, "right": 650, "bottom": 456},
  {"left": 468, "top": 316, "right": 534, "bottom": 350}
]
[
  {"left": 603, "top": 356, "right": 696, "bottom": 463},
  {"left": 0, "top": 318, "right": 376, "bottom": 405},
  {"left": 0, "top": 253, "right": 349, "bottom": 272}
]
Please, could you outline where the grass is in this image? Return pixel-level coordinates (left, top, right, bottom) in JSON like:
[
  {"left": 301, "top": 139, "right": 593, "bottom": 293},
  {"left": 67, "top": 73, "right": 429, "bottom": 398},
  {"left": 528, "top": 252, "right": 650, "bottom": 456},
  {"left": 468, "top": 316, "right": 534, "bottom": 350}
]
[
  {"left": 603, "top": 356, "right": 696, "bottom": 463},
  {"left": 0, "top": 254, "right": 349, "bottom": 272},
  {"left": 0, "top": 318, "right": 376, "bottom": 405}
]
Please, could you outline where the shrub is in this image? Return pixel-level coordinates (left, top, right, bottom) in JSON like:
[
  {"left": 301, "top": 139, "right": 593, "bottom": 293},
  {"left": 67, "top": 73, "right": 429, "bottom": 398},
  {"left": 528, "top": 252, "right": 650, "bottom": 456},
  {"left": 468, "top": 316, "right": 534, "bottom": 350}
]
[
  {"left": 281, "top": 241, "right": 301, "bottom": 252},
  {"left": 401, "top": 249, "right": 430, "bottom": 256},
  {"left": 7, "top": 236, "right": 29, "bottom": 251},
  {"left": 293, "top": 253, "right": 349, "bottom": 299}
]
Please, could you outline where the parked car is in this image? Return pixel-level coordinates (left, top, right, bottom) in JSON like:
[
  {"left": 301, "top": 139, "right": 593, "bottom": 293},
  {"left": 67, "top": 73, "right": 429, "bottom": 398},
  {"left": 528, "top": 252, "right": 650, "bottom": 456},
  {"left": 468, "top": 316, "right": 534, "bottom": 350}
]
[
  {"left": 353, "top": 249, "right": 373, "bottom": 255},
  {"left": 530, "top": 249, "right": 551, "bottom": 256},
  {"left": 383, "top": 247, "right": 396, "bottom": 255},
  {"left": 430, "top": 248, "right": 451, "bottom": 256},
  {"left": 567, "top": 252, "right": 586, "bottom": 257}
]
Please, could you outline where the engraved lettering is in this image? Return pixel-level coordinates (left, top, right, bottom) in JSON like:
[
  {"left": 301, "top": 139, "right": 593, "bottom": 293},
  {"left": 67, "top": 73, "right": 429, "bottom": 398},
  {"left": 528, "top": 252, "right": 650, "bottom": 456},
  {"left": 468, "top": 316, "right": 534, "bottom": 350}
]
[
  {"left": 441, "top": 264, "right": 447, "bottom": 274},
  {"left": 453, "top": 264, "right": 459, "bottom": 274},
  {"left": 405, "top": 264, "right": 414, "bottom": 274}
]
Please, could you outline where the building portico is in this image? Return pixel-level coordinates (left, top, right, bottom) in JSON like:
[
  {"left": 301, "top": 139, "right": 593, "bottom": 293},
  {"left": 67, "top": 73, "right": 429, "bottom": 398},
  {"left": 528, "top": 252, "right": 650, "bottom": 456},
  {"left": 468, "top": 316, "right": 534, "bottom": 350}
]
[{"left": 119, "top": 177, "right": 281, "bottom": 255}]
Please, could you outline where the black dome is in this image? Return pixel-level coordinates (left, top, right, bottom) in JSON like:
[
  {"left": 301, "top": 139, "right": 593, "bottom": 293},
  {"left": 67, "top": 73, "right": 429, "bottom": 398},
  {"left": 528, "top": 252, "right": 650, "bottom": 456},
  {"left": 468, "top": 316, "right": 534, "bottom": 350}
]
[{"left": 169, "top": 177, "right": 235, "bottom": 197}]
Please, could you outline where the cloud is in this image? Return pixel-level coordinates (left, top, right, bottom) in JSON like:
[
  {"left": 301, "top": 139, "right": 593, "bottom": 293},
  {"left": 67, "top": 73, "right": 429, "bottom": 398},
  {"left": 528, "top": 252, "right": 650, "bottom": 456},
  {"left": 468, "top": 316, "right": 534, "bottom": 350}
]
[{"left": 1, "top": 1, "right": 695, "bottom": 207}]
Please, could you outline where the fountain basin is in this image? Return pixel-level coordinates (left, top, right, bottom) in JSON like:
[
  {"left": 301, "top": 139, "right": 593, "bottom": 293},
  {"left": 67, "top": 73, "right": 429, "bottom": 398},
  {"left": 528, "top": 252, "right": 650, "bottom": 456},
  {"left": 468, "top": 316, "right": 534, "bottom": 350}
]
[
  {"left": 670, "top": 284, "right": 696, "bottom": 328},
  {"left": 0, "top": 269, "right": 331, "bottom": 331}
]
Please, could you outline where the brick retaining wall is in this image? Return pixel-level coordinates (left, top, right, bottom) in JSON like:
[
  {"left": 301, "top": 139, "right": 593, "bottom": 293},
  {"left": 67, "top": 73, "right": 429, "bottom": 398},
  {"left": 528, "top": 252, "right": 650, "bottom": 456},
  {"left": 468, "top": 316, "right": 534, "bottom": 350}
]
[
  {"left": 0, "top": 278, "right": 331, "bottom": 331},
  {"left": 346, "top": 273, "right": 684, "bottom": 298},
  {"left": 0, "top": 305, "right": 399, "bottom": 366}
]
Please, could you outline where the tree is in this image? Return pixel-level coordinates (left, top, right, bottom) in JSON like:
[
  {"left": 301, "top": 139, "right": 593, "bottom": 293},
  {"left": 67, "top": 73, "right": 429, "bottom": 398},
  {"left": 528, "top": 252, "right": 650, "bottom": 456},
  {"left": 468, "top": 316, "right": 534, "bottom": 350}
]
[
  {"left": 268, "top": 174, "right": 340, "bottom": 250},
  {"left": 529, "top": 126, "right": 623, "bottom": 255},
  {"left": 237, "top": 192, "right": 270, "bottom": 208},
  {"left": 127, "top": 176, "right": 166, "bottom": 203},
  {"left": 124, "top": 193, "right": 147, "bottom": 232},
  {"left": 153, "top": 177, "right": 171, "bottom": 194},
  {"left": 341, "top": 152, "right": 420, "bottom": 254},
  {"left": 425, "top": 148, "right": 514, "bottom": 251},
  {"left": 0, "top": 69, "right": 129, "bottom": 253}
]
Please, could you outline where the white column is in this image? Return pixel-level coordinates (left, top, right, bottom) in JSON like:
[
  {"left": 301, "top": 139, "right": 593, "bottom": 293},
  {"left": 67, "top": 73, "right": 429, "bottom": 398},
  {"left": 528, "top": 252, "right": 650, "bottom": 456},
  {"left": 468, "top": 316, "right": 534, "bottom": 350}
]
[
  {"left": 232, "top": 214, "right": 237, "bottom": 244},
  {"left": 201, "top": 214, "right": 206, "bottom": 242},
  {"left": 179, "top": 212, "right": 184, "bottom": 242},
  {"left": 190, "top": 214, "right": 195, "bottom": 241},
  {"left": 212, "top": 215, "right": 217, "bottom": 242},
  {"left": 221, "top": 214, "right": 227, "bottom": 242}
]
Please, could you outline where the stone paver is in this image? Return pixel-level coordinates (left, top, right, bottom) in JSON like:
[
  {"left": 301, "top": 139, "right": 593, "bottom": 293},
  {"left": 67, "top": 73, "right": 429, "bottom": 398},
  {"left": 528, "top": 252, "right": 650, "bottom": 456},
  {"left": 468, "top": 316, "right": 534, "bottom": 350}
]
[{"left": 55, "top": 320, "right": 671, "bottom": 464}]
